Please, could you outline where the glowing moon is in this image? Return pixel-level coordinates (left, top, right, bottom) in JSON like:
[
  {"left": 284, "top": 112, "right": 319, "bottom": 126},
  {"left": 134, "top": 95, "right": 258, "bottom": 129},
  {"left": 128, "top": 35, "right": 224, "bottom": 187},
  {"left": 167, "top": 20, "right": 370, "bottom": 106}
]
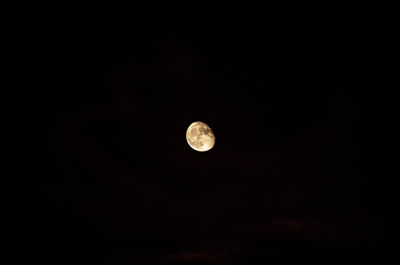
[{"left": 186, "top": 121, "right": 215, "bottom": 152}]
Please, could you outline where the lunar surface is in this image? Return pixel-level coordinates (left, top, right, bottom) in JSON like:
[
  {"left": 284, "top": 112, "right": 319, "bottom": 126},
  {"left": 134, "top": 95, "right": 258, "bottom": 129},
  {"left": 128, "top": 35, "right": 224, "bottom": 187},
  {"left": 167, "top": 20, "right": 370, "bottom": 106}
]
[{"left": 186, "top": 121, "right": 215, "bottom": 152}]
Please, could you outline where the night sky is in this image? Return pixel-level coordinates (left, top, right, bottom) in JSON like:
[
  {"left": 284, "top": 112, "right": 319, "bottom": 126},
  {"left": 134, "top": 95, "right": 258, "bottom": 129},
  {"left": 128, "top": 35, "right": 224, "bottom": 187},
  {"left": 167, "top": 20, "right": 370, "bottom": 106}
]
[{"left": 5, "top": 9, "right": 394, "bottom": 264}]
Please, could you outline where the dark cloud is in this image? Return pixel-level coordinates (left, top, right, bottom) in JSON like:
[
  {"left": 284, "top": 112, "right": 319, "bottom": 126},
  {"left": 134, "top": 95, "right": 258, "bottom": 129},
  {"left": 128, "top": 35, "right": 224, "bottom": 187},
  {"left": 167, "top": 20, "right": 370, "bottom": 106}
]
[{"left": 5, "top": 10, "right": 390, "bottom": 264}]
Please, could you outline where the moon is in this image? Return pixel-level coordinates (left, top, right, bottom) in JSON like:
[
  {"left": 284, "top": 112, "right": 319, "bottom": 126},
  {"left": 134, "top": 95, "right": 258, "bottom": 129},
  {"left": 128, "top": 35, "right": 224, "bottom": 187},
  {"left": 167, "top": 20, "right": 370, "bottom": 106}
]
[{"left": 186, "top": 121, "right": 215, "bottom": 152}]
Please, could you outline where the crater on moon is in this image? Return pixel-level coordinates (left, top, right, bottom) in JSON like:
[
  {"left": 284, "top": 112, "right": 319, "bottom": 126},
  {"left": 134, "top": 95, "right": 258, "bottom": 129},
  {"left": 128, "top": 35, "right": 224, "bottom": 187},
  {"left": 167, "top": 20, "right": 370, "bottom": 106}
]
[{"left": 186, "top": 121, "right": 215, "bottom": 152}]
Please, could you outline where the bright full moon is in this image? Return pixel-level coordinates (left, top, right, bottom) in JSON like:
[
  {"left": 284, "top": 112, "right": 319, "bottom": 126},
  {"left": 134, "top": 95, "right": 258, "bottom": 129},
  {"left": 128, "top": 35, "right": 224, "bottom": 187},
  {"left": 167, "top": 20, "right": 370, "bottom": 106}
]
[{"left": 186, "top": 121, "right": 215, "bottom": 152}]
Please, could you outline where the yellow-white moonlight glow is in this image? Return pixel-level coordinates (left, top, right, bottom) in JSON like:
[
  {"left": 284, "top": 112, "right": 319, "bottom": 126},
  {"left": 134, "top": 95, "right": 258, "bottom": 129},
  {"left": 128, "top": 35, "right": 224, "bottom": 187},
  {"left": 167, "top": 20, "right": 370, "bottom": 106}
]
[{"left": 186, "top": 121, "right": 215, "bottom": 152}]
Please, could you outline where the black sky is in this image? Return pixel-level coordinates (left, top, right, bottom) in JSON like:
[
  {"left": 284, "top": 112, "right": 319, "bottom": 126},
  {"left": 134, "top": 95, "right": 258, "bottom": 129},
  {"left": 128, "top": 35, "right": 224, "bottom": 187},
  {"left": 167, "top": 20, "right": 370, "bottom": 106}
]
[{"left": 5, "top": 9, "right": 394, "bottom": 265}]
